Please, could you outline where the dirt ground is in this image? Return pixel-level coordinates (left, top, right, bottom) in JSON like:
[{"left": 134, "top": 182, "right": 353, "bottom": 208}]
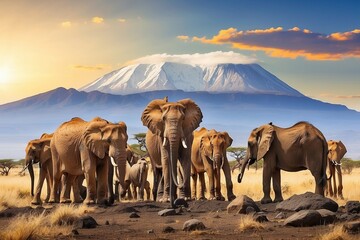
[{"left": 0, "top": 200, "right": 336, "bottom": 240}]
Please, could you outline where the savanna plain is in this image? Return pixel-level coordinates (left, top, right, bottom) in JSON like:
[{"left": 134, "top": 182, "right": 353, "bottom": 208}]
[{"left": 0, "top": 166, "right": 359, "bottom": 240}]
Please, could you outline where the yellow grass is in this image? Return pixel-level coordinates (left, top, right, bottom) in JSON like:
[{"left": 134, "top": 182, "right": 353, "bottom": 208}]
[
  {"left": 315, "top": 225, "right": 357, "bottom": 240},
  {"left": 0, "top": 204, "right": 94, "bottom": 240},
  {"left": 239, "top": 215, "right": 265, "bottom": 232}
]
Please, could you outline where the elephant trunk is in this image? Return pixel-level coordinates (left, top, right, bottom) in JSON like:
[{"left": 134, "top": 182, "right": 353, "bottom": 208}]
[
  {"left": 139, "top": 165, "right": 144, "bottom": 185},
  {"left": 28, "top": 161, "right": 35, "bottom": 196},
  {"left": 238, "top": 155, "right": 249, "bottom": 183}
]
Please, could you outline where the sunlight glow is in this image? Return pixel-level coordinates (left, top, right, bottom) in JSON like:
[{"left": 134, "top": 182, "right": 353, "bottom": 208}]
[{"left": 0, "top": 66, "right": 11, "bottom": 84}]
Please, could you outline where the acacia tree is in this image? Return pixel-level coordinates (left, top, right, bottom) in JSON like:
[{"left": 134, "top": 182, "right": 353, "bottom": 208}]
[
  {"left": 227, "top": 147, "right": 246, "bottom": 173},
  {"left": 133, "top": 133, "right": 147, "bottom": 152},
  {"left": 0, "top": 159, "right": 15, "bottom": 176}
]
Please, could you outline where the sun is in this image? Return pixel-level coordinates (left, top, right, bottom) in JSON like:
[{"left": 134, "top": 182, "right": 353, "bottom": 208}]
[{"left": 0, "top": 66, "right": 11, "bottom": 84}]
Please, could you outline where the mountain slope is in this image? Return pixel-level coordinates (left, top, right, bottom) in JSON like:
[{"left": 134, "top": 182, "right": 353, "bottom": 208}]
[
  {"left": 79, "top": 63, "right": 303, "bottom": 97},
  {"left": 1, "top": 88, "right": 359, "bottom": 160}
]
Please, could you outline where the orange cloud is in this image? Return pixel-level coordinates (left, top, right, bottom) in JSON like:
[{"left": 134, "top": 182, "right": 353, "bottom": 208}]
[
  {"left": 92, "top": 17, "right": 104, "bottom": 24},
  {"left": 190, "top": 27, "right": 360, "bottom": 61},
  {"left": 177, "top": 35, "right": 190, "bottom": 41}
]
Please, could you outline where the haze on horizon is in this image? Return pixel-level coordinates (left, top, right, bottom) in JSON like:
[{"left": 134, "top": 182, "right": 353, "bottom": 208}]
[{"left": 0, "top": 0, "right": 360, "bottom": 111}]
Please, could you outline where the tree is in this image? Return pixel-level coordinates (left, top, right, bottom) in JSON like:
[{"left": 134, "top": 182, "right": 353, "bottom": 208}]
[
  {"left": 133, "top": 133, "right": 147, "bottom": 152},
  {"left": 0, "top": 159, "right": 15, "bottom": 176},
  {"left": 227, "top": 147, "right": 247, "bottom": 173}
]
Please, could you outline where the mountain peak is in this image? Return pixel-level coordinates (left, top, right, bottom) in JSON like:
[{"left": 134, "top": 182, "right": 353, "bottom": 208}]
[{"left": 79, "top": 62, "right": 303, "bottom": 97}]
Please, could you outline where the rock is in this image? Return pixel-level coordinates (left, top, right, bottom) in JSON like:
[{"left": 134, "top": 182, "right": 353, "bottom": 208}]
[
  {"left": 245, "top": 206, "right": 256, "bottom": 214},
  {"left": 317, "top": 209, "right": 336, "bottom": 224},
  {"left": 174, "top": 198, "right": 189, "bottom": 208},
  {"left": 274, "top": 212, "right": 287, "bottom": 219},
  {"left": 71, "top": 229, "right": 79, "bottom": 235},
  {"left": 147, "top": 229, "right": 154, "bottom": 234},
  {"left": 105, "top": 220, "right": 110, "bottom": 225},
  {"left": 227, "top": 195, "right": 260, "bottom": 214},
  {"left": 162, "top": 226, "right": 175, "bottom": 233},
  {"left": 276, "top": 192, "right": 338, "bottom": 212},
  {"left": 129, "top": 212, "right": 140, "bottom": 218},
  {"left": 342, "top": 221, "right": 360, "bottom": 234},
  {"left": 158, "top": 209, "right": 177, "bottom": 216},
  {"left": 338, "top": 213, "right": 360, "bottom": 222},
  {"left": 253, "top": 213, "right": 269, "bottom": 223},
  {"left": 284, "top": 210, "right": 322, "bottom": 227},
  {"left": 183, "top": 219, "right": 206, "bottom": 231},
  {"left": 345, "top": 201, "right": 360, "bottom": 214},
  {"left": 74, "top": 215, "right": 98, "bottom": 229}
]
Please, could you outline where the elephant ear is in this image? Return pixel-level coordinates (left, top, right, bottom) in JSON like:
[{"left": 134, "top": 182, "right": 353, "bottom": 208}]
[
  {"left": 336, "top": 140, "right": 347, "bottom": 160},
  {"left": 222, "top": 131, "right": 233, "bottom": 148},
  {"left": 82, "top": 120, "right": 108, "bottom": 159},
  {"left": 141, "top": 97, "right": 168, "bottom": 135},
  {"left": 200, "top": 132, "right": 212, "bottom": 158},
  {"left": 178, "top": 99, "right": 203, "bottom": 137},
  {"left": 257, "top": 125, "right": 274, "bottom": 160}
]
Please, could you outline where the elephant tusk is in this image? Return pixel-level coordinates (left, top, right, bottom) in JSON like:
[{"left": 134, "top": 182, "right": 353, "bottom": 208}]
[
  {"left": 162, "top": 137, "right": 168, "bottom": 147},
  {"left": 221, "top": 156, "right": 225, "bottom": 169},
  {"left": 19, "top": 163, "right": 29, "bottom": 174},
  {"left": 110, "top": 157, "right": 118, "bottom": 167},
  {"left": 181, "top": 138, "right": 187, "bottom": 149}
]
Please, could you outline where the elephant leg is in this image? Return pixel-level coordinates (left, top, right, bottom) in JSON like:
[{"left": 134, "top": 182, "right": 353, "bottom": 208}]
[
  {"left": 311, "top": 169, "right": 325, "bottom": 196},
  {"left": 328, "top": 166, "right": 334, "bottom": 197},
  {"left": 96, "top": 161, "right": 109, "bottom": 205},
  {"left": 31, "top": 166, "right": 46, "bottom": 205},
  {"left": 152, "top": 168, "right": 160, "bottom": 201},
  {"left": 49, "top": 152, "right": 61, "bottom": 203},
  {"left": 332, "top": 168, "right": 337, "bottom": 198},
  {"left": 272, "top": 168, "right": 283, "bottom": 202},
  {"left": 60, "top": 174, "right": 73, "bottom": 203},
  {"left": 145, "top": 181, "right": 151, "bottom": 201},
  {"left": 191, "top": 170, "right": 197, "bottom": 200},
  {"left": 198, "top": 172, "right": 206, "bottom": 200},
  {"left": 161, "top": 147, "right": 170, "bottom": 203},
  {"left": 207, "top": 167, "right": 215, "bottom": 200},
  {"left": 214, "top": 168, "right": 224, "bottom": 201},
  {"left": 222, "top": 159, "right": 236, "bottom": 201},
  {"left": 158, "top": 172, "right": 166, "bottom": 202},
  {"left": 45, "top": 164, "right": 53, "bottom": 203},
  {"left": 261, "top": 161, "right": 273, "bottom": 204},
  {"left": 107, "top": 160, "right": 115, "bottom": 204},
  {"left": 132, "top": 183, "right": 138, "bottom": 200},
  {"left": 84, "top": 168, "right": 97, "bottom": 205},
  {"left": 73, "top": 175, "right": 84, "bottom": 203},
  {"left": 114, "top": 180, "right": 119, "bottom": 201},
  {"left": 336, "top": 166, "right": 343, "bottom": 199},
  {"left": 179, "top": 151, "right": 191, "bottom": 200}
]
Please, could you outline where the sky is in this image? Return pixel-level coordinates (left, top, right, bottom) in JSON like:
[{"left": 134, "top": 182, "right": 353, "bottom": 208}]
[{"left": 0, "top": 0, "right": 359, "bottom": 110}]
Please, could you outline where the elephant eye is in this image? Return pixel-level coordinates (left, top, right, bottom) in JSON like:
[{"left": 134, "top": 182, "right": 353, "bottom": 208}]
[{"left": 107, "top": 138, "right": 111, "bottom": 143}]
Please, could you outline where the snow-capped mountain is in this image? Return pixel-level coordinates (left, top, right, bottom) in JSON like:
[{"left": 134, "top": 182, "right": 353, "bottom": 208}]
[{"left": 79, "top": 62, "right": 303, "bottom": 97}]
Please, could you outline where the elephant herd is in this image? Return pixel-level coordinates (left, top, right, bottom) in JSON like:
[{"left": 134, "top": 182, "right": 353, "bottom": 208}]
[{"left": 23, "top": 97, "right": 348, "bottom": 207}]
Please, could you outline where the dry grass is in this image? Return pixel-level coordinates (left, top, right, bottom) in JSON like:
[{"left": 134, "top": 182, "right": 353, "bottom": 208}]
[
  {"left": 239, "top": 215, "right": 265, "bottom": 232},
  {"left": 315, "top": 225, "right": 356, "bottom": 240}
]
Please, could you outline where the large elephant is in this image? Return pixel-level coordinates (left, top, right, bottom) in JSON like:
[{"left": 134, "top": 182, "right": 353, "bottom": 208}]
[
  {"left": 141, "top": 97, "right": 203, "bottom": 208},
  {"left": 49, "top": 117, "right": 128, "bottom": 205},
  {"left": 24, "top": 133, "right": 53, "bottom": 205},
  {"left": 191, "top": 128, "right": 236, "bottom": 201},
  {"left": 326, "top": 140, "right": 347, "bottom": 199},
  {"left": 238, "top": 122, "right": 328, "bottom": 204}
]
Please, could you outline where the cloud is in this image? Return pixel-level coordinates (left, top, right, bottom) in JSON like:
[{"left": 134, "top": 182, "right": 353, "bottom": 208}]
[
  {"left": 60, "top": 21, "right": 72, "bottom": 28},
  {"left": 177, "top": 35, "right": 190, "bottom": 42},
  {"left": 126, "top": 51, "right": 257, "bottom": 66},
  {"left": 118, "top": 18, "right": 126, "bottom": 23},
  {"left": 189, "top": 27, "right": 360, "bottom": 61},
  {"left": 319, "top": 94, "right": 360, "bottom": 99},
  {"left": 73, "top": 64, "right": 111, "bottom": 71},
  {"left": 92, "top": 17, "right": 104, "bottom": 24}
]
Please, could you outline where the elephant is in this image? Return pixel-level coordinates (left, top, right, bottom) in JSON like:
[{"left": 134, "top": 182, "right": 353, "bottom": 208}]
[
  {"left": 238, "top": 121, "right": 328, "bottom": 204},
  {"left": 191, "top": 128, "right": 236, "bottom": 201},
  {"left": 24, "top": 133, "right": 53, "bottom": 205},
  {"left": 141, "top": 97, "right": 203, "bottom": 208},
  {"left": 49, "top": 117, "right": 128, "bottom": 205},
  {"left": 325, "top": 140, "right": 347, "bottom": 199},
  {"left": 121, "top": 158, "right": 151, "bottom": 201}
]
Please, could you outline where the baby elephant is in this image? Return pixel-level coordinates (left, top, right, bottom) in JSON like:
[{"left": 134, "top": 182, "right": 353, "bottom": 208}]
[{"left": 124, "top": 158, "right": 151, "bottom": 201}]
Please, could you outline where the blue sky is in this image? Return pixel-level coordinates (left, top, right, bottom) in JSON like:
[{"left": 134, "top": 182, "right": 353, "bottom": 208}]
[{"left": 0, "top": 0, "right": 359, "bottom": 110}]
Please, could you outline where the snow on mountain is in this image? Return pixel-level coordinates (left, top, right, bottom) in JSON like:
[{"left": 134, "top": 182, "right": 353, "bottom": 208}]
[{"left": 79, "top": 62, "right": 303, "bottom": 97}]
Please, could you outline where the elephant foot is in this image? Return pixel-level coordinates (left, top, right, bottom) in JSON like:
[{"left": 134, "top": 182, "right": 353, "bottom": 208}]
[
  {"left": 31, "top": 200, "right": 42, "bottom": 205},
  {"left": 215, "top": 195, "right": 225, "bottom": 201},
  {"left": 198, "top": 196, "right": 207, "bottom": 201},
  {"left": 98, "top": 199, "right": 110, "bottom": 206},
  {"left": 83, "top": 199, "right": 96, "bottom": 205},
  {"left": 228, "top": 194, "right": 236, "bottom": 201},
  {"left": 73, "top": 198, "right": 84, "bottom": 204},
  {"left": 60, "top": 198, "right": 72, "bottom": 204},
  {"left": 48, "top": 198, "right": 58, "bottom": 204},
  {"left": 108, "top": 196, "right": 115, "bottom": 205},
  {"left": 339, "top": 195, "right": 344, "bottom": 200},
  {"left": 260, "top": 197, "right": 273, "bottom": 204},
  {"left": 273, "top": 197, "right": 284, "bottom": 203}
]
